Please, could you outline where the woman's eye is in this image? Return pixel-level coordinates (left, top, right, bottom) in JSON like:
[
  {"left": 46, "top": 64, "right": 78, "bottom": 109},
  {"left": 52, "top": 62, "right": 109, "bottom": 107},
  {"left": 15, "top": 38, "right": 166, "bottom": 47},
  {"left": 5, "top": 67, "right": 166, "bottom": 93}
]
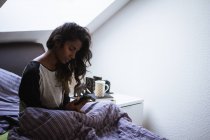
[{"left": 69, "top": 47, "right": 74, "bottom": 51}]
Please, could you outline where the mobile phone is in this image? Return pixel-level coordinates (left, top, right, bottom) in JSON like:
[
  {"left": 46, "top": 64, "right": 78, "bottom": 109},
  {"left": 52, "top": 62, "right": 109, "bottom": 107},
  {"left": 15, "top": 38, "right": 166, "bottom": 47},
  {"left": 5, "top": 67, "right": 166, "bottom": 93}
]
[{"left": 74, "top": 95, "right": 95, "bottom": 105}]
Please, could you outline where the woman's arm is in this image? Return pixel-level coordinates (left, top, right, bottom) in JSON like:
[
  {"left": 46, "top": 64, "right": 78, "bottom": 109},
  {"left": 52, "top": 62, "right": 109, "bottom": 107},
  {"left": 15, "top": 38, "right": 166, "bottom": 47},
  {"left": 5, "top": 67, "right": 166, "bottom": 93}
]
[{"left": 19, "top": 62, "right": 42, "bottom": 109}]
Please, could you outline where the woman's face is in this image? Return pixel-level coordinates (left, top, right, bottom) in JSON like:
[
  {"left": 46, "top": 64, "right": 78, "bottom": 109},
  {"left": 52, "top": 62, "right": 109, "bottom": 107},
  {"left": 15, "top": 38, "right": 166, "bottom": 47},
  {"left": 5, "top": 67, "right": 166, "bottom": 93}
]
[{"left": 56, "top": 39, "right": 82, "bottom": 64}]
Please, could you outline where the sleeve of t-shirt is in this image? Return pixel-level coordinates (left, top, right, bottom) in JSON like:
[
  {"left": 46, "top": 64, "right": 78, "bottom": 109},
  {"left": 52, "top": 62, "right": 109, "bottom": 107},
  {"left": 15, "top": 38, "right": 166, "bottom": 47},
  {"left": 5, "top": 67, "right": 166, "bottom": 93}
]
[{"left": 19, "top": 62, "right": 42, "bottom": 108}]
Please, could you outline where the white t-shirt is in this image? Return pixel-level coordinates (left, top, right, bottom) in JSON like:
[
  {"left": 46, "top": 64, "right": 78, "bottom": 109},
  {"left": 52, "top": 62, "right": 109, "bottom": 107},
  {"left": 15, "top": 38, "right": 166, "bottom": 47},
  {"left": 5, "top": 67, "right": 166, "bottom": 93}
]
[{"left": 39, "top": 64, "right": 64, "bottom": 108}]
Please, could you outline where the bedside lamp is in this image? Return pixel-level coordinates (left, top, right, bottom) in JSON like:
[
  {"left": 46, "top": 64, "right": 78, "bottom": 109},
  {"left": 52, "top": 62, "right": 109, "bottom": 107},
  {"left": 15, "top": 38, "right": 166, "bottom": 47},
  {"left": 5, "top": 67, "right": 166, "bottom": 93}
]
[{"left": 0, "top": 0, "right": 7, "bottom": 8}]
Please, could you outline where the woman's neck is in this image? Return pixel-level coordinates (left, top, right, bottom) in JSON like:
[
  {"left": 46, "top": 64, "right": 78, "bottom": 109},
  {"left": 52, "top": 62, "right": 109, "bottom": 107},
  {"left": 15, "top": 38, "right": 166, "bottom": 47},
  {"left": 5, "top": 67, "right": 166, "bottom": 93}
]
[{"left": 34, "top": 50, "right": 58, "bottom": 71}]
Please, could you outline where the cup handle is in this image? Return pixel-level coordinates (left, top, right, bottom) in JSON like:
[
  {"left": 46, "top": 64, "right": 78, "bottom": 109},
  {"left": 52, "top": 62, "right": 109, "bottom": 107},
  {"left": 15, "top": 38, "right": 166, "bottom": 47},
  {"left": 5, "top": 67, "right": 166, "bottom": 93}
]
[{"left": 105, "top": 84, "right": 109, "bottom": 93}]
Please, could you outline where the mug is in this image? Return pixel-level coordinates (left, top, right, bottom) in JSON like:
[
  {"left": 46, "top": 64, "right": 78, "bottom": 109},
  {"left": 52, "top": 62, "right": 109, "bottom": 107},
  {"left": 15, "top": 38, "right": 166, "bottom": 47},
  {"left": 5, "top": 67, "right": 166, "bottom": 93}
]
[
  {"left": 94, "top": 80, "right": 109, "bottom": 97},
  {"left": 104, "top": 80, "right": 111, "bottom": 93},
  {"left": 93, "top": 76, "right": 102, "bottom": 81}
]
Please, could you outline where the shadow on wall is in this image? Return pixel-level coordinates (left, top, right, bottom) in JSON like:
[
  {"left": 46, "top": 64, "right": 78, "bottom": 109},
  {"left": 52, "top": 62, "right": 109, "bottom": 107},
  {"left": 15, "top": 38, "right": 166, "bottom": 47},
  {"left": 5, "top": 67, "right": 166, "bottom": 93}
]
[{"left": 143, "top": 111, "right": 154, "bottom": 132}]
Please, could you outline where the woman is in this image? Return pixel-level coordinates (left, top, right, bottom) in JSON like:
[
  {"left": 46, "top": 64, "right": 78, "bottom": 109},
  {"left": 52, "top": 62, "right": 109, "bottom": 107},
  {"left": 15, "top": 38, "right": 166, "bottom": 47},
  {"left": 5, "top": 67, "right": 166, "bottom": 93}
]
[{"left": 19, "top": 22, "right": 92, "bottom": 112}]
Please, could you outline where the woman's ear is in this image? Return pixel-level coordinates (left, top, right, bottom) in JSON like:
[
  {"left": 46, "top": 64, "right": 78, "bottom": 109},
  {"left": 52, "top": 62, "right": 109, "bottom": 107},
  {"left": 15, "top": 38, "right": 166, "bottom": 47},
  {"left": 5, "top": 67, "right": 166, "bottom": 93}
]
[{"left": 54, "top": 41, "right": 62, "bottom": 49}]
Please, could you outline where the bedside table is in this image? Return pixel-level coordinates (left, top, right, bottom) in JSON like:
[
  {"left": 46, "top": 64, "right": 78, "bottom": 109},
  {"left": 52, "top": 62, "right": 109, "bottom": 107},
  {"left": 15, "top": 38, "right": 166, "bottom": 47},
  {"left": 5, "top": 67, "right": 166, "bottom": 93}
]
[{"left": 95, "top": 94, "right": 144, "bottom": 125}]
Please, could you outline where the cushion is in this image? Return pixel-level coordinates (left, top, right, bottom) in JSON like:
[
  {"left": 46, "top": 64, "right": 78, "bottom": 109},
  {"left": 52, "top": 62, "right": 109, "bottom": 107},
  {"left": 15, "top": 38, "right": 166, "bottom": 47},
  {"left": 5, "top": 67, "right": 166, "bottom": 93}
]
[
  {"left": 0, "top": 68, "right": 21, "bottom": 100},
  {"left": 0, "top": 68, "right": 21, "bottom": 134}
]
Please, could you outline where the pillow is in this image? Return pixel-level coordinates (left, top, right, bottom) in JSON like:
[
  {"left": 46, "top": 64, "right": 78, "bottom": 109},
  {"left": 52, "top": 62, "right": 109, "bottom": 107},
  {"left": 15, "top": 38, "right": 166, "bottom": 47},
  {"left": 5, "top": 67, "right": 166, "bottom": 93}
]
[
  {"left": 0, "top": 68, "right": 21, "bottom": 98},
  {"left": 0, "top": 68, "right": 21, "bottom": 134},
  {"left": 0, "top": 68, "right": 21, "bottom": 113}
]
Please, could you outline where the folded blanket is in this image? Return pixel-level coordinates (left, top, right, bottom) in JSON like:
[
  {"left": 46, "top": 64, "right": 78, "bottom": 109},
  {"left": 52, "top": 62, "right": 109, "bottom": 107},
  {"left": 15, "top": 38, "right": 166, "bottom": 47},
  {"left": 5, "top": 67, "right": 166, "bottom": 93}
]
[{"left": 8, "top": 102, "right": 166, "bottom": 140}]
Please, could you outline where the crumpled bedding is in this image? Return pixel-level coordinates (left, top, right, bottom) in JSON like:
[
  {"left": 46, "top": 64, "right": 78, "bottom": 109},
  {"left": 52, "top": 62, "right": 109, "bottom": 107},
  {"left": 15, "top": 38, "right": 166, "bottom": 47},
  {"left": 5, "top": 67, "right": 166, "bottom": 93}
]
[{"left": 8, "top": 102, "right": 166, "bottom": 140}]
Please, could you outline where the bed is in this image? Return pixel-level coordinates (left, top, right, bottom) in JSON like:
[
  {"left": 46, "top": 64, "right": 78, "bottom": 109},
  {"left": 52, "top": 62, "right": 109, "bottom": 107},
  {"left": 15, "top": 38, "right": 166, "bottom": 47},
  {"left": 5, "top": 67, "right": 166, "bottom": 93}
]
[
  {"left": 0, "top": 42, "right": 45, "bottom": 139},
  {"left": 0, "top": 42, "right": 166, "bottom": 140}
]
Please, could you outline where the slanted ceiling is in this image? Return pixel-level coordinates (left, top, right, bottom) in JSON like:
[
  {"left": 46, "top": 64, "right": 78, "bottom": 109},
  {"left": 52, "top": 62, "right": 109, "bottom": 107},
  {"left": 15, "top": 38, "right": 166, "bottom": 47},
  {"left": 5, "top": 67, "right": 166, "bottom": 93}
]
[
  {"left": 0, "top": 0, "right": 128, "bottom": 32},
  {"left": 0, "top": 0, "right": 130, "bottom": 44},
  {"left": 0, "top": 0, "right": 114, "bottom": 32}
]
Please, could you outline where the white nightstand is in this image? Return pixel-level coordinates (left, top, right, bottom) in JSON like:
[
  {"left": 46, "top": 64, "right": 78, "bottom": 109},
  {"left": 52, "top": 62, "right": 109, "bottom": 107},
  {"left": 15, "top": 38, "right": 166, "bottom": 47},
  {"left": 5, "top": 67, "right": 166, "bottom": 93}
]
[{"left": 96, "top": 94, "right": 144, "bottom": 125}]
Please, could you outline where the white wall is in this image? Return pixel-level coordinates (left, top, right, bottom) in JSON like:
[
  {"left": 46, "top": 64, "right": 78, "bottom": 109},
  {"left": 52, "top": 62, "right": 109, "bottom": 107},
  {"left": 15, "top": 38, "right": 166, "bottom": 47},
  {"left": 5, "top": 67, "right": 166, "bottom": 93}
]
[{"left": 89, "top": 0, "right": 210, "bottom": 139}]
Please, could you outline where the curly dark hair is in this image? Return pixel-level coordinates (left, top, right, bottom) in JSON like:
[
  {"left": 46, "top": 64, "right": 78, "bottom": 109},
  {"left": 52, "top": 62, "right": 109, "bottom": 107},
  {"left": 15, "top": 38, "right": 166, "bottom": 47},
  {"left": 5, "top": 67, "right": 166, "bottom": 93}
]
[{"left": 46, "top": 22, "right": 92, "bottom": 96}]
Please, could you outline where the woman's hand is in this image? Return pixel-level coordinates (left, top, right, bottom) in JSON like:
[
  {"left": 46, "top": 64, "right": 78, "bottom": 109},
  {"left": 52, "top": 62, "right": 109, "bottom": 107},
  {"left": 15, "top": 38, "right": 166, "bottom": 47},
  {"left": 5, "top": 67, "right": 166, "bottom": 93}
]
[{"left": 65, "top": 98, "right": 89, "bottom": 113}]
